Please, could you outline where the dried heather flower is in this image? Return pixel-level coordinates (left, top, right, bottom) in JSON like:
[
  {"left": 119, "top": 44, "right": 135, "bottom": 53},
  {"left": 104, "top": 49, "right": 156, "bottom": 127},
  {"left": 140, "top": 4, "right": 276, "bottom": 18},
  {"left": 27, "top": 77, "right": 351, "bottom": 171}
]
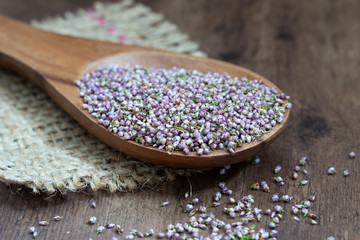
[
  {"left": 274, "top": 176, "right": 283, "bottom": 183},
  {"left": 309, "top": 219, "right": 318, "bottom": 225},
  {"left": 302, "top": 208, "right": 309, "bottom": 216},
  {"left": 274, "top": 165, "right": 282, "bottom": 174},
  {"left": 309, "top": 195, "right": 316, "bottom": 202},
  {"left": 96, "top": 226, "right": 105, "bottom": 234},
  {"left": 281, "top": 195, "right": 292, "bottom": 203},
  {"left": 39, "top": 221, "right": 49, "bottom": 226},
  {"left": 299, "top": 180, "right": 309, "bottom": 186},
  {"left": 260, "top": 181, "right": 270, "bottom": 192},
  {"left": 291, "top": 171, "right": 299, "bottom": 179},
  {"left": 291, "top": 206, "right": 299, "bottom": 215},
  {"left": 272, "top": 194, "right": 279, "bottom": 202},
  {"left": 88, "top": 216, "right": 97, "bottom": 225},
  {"left": 219, "top": 168, "right": 226, "bottom": 175},
  {"left": 53, "top": 216, "right": 63, "bottom": 221},
  {"left": 160, "top": 202, "right": 169, "bottom": 207},
  {"left": 299, "top": 157, "right": 307, "bottom": 166},
  {"left": 327, "top": 167, "right": 336, "bottom": 175},
  {"left": 115, "top": 225, "right": 124, "bottom": 234},
  {"left": 274, "top": 205, "right": 283, "bottom": 213},
  {"left": 269, "top": 222, "right": 276, "bottom": 229},
  {"left": 303, "top": 201, "right": 311, "bottom": 208},
  {"left": 294, "top": 165, "right": 301, "bottom": 172},
  {"left": 107, "top": 223, "right": 116, "bottom": 229},
  {"left": 252, "top": 158, "right": 261, "bottom": 165}
]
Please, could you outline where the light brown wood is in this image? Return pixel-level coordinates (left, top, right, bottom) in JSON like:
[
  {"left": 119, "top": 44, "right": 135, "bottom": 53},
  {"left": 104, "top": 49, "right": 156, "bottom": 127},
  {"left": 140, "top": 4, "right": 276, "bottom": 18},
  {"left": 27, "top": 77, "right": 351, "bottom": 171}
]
[{"left": 0, "top": 15, "right": 290, "bottom": 168}]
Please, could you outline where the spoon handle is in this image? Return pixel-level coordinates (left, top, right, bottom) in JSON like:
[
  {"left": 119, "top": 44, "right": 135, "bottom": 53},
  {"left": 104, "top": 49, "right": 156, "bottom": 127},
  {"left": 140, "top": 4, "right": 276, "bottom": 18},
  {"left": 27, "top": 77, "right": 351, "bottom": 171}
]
[{"left": 0, "top": 14, "right": 140, "bottom": 87}]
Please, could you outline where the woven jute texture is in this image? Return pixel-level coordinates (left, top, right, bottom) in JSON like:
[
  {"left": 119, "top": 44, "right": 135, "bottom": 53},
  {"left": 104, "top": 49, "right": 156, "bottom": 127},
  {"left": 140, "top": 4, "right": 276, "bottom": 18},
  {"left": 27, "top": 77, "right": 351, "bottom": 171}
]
[{"left": 0, "top": 0, "right": 206, "bottom": 194}]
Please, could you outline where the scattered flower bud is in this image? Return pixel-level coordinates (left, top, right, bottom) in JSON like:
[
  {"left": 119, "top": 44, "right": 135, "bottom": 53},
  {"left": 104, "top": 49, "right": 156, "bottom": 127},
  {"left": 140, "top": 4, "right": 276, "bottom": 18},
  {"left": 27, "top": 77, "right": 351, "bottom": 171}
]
[
  {"left": 344, "top": 169, "right": 349, "bottom": 177},
  {"left": 309, "top": 219, "right": 318, "bottom": 225},
  {"left": 107, "top": 223, "right": 116, "bottom": 229},
  {"left": 281, "top": 195, "right": 292, "bottom": 203},
  {"left": 91, "top": 201, "right": 96, "bottom": 208},
  {"left": 293, "top": 216, "right": 300, "bottom": 222},
  {"left": 115, "top": 225, "right": 124, "bottom": 234},
  {"left": 39, "top": 221, "right": 49, "bottom": 226},
  {"left": 291, "top": 171, "right": 299, "bottom": 179},
  {"left": 260, "top": 181, "right": 270, "bottom": 192},
  {"left": 250, "top": 183, "right": 260, "bottom": 190},
  {"left": 264, "top": 209, "right": 271, "bottom": 215},
  {"left": 302, "top": 208, "right": 309, "bottom": 216},
  {"left": 349, "top": 152, "right": 355, "bottom": 158},
  {"left": 88, "top": 216, "right": 97, "bottom": 225},
  {"left": 252, "top": 157, "right": 260, "bottom": 165},
  {"left": 219, "top": 168, "right": 226, "bottom": 175},
  {"left": 299, "top": 157, "right": 307, "bottom": 166},
  {"left": 269, "top": 222, "right": 276, "bottom": 228},
  {"left": 96, "top": 226, "right": 105, "bottom": 234},
  {"left": 292, "top": 206, "right": 299, "bottom": 215},
  {"left": 160, "top": 202, "right": 169, "bottom": 207},
  {"left": 309, "top": 195, "right": 316, "bottom": 202},
  {"left": 299, "top": 180, "right": 309, "bottom": 186},
  {"left": 303, "top": 201, "right": 311, "bottom": 207},
  {"left": 272, "top": 194, "right": 279, "bottom": 202},
  {"left": 29, "top": 226, "right": 36, "bottom": 233},
  {"left": 274, "top": 165, "right": 282, "bottom": 174},
  {"left": 274, "top": 205, "right": 283, "bottom": 213},
  {"left": 274, "top": 176, "right": 283, "bottom": 183},
  {"left": 327, "top": 167, "right": 336, "bottom": 175},
  {"left": 53, "top": 216, "right": 63, "bottom": 221}
]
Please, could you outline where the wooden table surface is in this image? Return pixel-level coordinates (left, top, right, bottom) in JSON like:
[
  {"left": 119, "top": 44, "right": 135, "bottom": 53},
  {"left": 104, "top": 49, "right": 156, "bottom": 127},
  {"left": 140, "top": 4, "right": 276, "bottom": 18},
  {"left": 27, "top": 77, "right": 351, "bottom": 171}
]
[{"left": 1, "top": 0, "right": 359, "bottom": 239}]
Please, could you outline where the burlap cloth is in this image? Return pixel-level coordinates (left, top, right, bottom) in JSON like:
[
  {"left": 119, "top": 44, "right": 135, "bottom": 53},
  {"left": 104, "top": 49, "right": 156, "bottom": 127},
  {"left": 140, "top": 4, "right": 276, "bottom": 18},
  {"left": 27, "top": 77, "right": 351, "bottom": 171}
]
[{"left": 0, "top": 0, "right": 206, "bottom": 194}]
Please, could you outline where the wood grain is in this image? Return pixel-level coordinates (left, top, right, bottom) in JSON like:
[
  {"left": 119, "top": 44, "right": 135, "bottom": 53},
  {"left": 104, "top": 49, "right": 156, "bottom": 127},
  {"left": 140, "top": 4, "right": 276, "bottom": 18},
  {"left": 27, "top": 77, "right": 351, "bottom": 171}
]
[{"left": 0, "top": 0, "right": 360, "bottom": 239}]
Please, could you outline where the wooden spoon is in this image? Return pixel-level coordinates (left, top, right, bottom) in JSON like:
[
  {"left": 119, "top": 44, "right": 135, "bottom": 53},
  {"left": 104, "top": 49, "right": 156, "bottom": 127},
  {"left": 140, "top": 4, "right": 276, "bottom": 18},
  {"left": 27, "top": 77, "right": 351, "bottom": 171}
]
[{"left": 0, "top": 15, "right": 290, "bottom": 168}]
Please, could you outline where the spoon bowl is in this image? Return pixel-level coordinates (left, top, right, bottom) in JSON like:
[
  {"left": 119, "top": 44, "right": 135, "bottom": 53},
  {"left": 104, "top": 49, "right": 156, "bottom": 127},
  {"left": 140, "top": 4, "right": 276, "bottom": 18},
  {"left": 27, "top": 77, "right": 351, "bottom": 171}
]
[{"left": 0, "top": 15, "right": 290, "bottom": 168}]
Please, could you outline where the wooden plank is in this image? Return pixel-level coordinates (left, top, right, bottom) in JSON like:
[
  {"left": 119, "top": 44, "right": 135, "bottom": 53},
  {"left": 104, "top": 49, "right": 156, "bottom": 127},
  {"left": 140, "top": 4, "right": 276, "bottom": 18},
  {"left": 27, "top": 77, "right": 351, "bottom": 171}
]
[{"left": 0, "top": 0, "right": 359, "bottom": 239}]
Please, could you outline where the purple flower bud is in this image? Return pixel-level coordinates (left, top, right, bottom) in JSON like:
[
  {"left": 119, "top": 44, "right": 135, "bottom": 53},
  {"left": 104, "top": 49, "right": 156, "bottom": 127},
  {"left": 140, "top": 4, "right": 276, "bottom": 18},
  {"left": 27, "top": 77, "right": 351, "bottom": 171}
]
[
  {"left": 328, "top": 167, "right": 336, "bottom": 175},
  {"left": 272, "top": 194, "right": 279, "bottom": 202},
  {"left": 107, "top": 223, "right": 116, "bottom": 229},
  {"left": 274, "top": 165, "right": 282, "bottom": 174},
  {"left": 88, "top": 216, "right": 97, "bottom": 224},
  {"left": 270, "top": 230, "right": 278, "bottom": 237}
]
